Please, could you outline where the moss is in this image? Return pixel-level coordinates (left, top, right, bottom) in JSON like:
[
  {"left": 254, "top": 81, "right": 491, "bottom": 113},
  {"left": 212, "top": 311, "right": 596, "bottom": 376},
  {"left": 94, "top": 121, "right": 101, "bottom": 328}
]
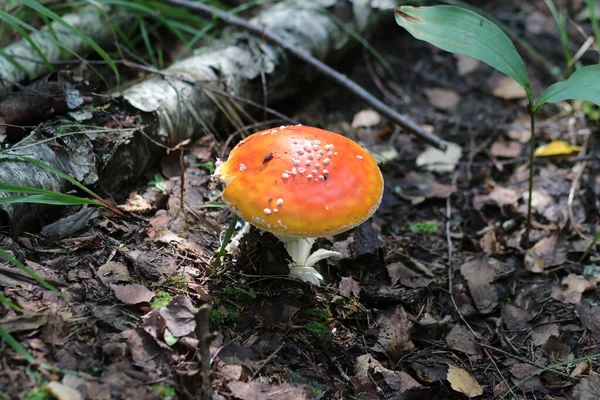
[
  {"left": 304, "top": 321, "right": 329, "bottom": 340},
  {"left": 300, "top": 308, "right": 331, "bottom": 321},
  {"left": 150, "top": 384, "right": 176, "bottom": 398},
  {"left": 167, "top": 275, "right": 188, "bottom": 290},
  {"left": 210, "top": 306, "right": 239, "bottom": 330},
  {"left": 410, "top": 221, "right": 438, "bottom": 234},
  {"left": 151, "top": 291, "right": 172, "bottom": 309},
  {"left": 221, "top": 286, "right": 256, "bottom": 303}
]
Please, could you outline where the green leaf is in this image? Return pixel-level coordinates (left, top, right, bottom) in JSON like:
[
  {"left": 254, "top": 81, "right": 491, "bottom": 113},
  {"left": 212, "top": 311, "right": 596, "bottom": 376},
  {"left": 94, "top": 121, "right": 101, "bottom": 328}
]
[
  {"left": 394, "top": 5, "right": 530, "bottom": 95},
  {"left": 534, "top": 64, "right": 600, "bottom": 111}
]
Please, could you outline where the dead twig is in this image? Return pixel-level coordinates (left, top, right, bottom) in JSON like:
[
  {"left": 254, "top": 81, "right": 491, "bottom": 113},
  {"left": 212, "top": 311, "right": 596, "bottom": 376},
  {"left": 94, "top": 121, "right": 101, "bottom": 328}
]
[
  {"left": 445, "top": 173, "right": 518, "bottom": 400},
  {"left": 161, "top": 0, "right": 448, "bottom": 151}
]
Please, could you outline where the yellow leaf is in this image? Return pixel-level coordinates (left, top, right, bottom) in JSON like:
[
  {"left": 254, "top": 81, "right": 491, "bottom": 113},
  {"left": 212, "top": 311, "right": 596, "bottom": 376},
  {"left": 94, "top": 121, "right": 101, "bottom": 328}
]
[
  {"left": 447, "top": 365, "right": 483, "bottom": 398},
  {"left": 534, "top": 140, "right": 581, "bottom": 157}
]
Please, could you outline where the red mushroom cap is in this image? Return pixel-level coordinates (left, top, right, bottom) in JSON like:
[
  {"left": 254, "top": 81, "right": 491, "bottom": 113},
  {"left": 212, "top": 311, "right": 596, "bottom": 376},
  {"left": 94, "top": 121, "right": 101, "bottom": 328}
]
[{"left": 215, "top": 125, "right": 384, "bottom": 237}]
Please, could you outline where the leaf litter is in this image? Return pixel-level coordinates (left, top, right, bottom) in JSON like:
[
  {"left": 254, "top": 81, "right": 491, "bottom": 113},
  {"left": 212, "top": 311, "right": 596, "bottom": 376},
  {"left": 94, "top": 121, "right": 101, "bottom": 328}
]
[{"left": 2, "top": 3, "right": 600, "bottom": 399}]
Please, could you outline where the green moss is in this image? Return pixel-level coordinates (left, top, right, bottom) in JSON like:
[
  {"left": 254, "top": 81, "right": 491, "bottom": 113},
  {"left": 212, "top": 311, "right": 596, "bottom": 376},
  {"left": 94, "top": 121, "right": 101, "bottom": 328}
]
[
  {"left": 410, "top": 220, "right": 438, "bottom": 234},
  {"left": 304, "top": 321, "right": 328, "bottom": 340},
  {"left": 221, "top": 286, "right": 256, "bottom": 303},
  {"left": 20, "top": 387, "right": 51, "bottom": 400},
  {"left": 167, "top": 275, "right": 188, "bottom": 290},
  {"left": 150, "top": 384, "right": 176, "bottom": 398},
  {"left": 300, "top": 308, "right": 331, "bottom": 321},
  {"left": 151, "top": 291, "right": 172, "bottom": 309},
  {"left": 210, "top": 306, "right": 239, "bottom": 330}
]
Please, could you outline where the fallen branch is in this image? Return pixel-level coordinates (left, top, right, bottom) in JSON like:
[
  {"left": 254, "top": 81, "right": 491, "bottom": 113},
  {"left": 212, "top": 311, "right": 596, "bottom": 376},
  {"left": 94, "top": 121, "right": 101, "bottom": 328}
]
[{"left": 163, "top": 0, "right": 448, "bottom": 150}]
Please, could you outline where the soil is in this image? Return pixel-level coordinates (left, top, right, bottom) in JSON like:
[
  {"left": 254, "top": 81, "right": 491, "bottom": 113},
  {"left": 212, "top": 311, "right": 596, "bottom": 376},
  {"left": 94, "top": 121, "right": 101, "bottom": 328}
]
[{"left": 1, "top": 1, "right": 600, "bottom": 399}]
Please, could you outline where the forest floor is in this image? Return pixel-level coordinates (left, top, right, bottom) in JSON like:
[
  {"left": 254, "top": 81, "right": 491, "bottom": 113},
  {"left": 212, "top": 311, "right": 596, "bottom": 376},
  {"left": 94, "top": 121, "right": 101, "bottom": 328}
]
[{"left": 1, "top": 1, "right": 600, "bottom": 399}]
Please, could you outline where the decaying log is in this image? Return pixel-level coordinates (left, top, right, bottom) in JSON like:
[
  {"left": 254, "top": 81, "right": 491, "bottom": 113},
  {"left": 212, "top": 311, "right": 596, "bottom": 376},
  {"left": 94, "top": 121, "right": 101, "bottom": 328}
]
[
  {"left": 0, "top": 0, "right": 400, "bottom": 233},
  {"left": 0, "top": 5, "right": 127, "bottom": 100}
]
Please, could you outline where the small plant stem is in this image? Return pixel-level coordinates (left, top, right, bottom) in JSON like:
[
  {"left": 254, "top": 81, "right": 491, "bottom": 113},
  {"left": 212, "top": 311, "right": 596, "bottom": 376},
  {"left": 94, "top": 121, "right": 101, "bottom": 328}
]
[
  {"left": 525, "top": 106, "right": 537, "bottom": 248},
  {"left": 588, "top": 0, "right": 600, "bottom": 53},
  {"left": 212, "top": 213, "right": 239, "bottom": 272},
  {"left": 580, "top": 231, "right": 600, "bottom": 262}
]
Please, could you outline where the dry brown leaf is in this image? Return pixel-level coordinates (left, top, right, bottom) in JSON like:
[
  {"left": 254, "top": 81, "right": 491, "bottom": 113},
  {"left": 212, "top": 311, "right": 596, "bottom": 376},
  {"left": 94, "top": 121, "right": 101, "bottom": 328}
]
[
  {"left": 572, "top": 372, "right": 600, "bottom": 399},
  {"left": 395, "top": 172, "right": 457, "bottom": 204},
  {"left": 447, "top": 365, "right": 483, "bottom": 398},
  {"left": 45, "top": 381, "right": 83, "bottom": 400},
  {"left": 119, "top": 193, "right": 154, "bottom": 214},
  {"left": 454, "top": 54, "right": 480, "bottom": 75},
  {"left": 111, "top": 283, "right": 155, "bottom": 304},
  {"left": 502, "top": 304, "right": 533, "bottom": 330},
  {"left": 525, "top": 234, "right": 567, "bottom": 273},
  {"left": 97, "top": 261, "right": 131, "bottom": 286},
  {"left": 425, "top": 88, "right": 461, "bottom": 110},
  {"left": 386, "top": 261, "right": 433, "bottom": 288},
  {"left": 373, "top": 305, "right": 415, "bottom": 359},
  {"left": 531, "top": 323, "right": 560, "bottom": 347},
  {"left": 491, "top": 76, "right": 527, "bottom": 99},
  {"left": 551, "top": 274, "right": 597, "bottom": 305},
  {"left": 446, "top": 324, "right": 480, "bottom": 356},
  {"left": 460, "top": 255, "right": 504, "bottom": 314},
  {"left": 354, "top": 354, "right": 422, "bottom": 396},
  {"left": 159, "top": 295, "right": 196, "bottom": 337},
  {"left": 338, "top": 276, "right": 361, "bottom": 298},
  {"left": 227, "top": 381, "right": 311, "bottom": 400},
  {"left": 416, "top": 142, "right": 463, "bottom": 173},
  {"left": 351, "top": 109, "right": 381, "bottom": 128},
  {"left": 490, "top": 139, "right": 521, "bottom": 158},
  {"left": 473, "top": 185, "right": 519, "bottom": 214}
]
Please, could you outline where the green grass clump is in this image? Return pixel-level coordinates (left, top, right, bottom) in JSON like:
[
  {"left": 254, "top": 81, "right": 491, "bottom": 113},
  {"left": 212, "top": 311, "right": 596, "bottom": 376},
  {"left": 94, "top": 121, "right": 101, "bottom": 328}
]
[
  {"left": 150, "top": 384, "right": 176, "bottom": 398},
  {"left": 300, "top": 308, "right": 331, "bottom": 321},
  {"left": 221, "top": 286, "right": 256, "bottom": 303},
  {"left": 410, "top": 221, "right": 438, "bottom": 234},
  {"left": 151, "top": 291, "right": 172, "bottom": 309},
  {"left": 304, "top": 321, "right": 329, "bottom": 340}
]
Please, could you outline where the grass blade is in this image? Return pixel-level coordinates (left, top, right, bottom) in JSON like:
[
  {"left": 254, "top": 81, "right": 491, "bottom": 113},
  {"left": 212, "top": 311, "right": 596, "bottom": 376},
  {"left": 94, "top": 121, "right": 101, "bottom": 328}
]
[
  {"left": 0, "top": 324, "right": 37, "bottom": 364},
  {"left": 21, "top": 0, "right": 119, "bottom": 85},
  {"left": 394, "top": 5, "right": 531, "bottom": 96},
  {"left": 0, "top": 294, "right": 24, "bottom": 313},
  {"left": 0, "top": 248, "right": 63, "bottom": 297}
]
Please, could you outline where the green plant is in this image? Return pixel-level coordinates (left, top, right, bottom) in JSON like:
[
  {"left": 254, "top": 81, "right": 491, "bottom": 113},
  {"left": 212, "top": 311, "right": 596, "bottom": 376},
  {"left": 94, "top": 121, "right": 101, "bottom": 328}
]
[
  {"left": 300, "top": 308, "right": 331, "bottom": 321},
  {"left": 395, "top": 5, "right": 600, "bottom": 246},
  {"left": 303, "top": 321, "right": 329, "bottom": 341},
  {"left": 221, "top": 286, "right": 256, "bottom": 303},
  {"left": 151, "top": 291, "right": 172, "bottom": 309},
  {"left": 410, "top": 221, "right": 438, "bottom": 234},
  {"left": 148, "top": 174, "right": 168, "bottom": 193},
  {"left": 150, "top": 384, "right": 176, "bottom": 398}
]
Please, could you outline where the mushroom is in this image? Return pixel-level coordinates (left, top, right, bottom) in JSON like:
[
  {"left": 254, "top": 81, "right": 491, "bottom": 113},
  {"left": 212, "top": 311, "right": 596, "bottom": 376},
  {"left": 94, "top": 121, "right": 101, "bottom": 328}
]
[{"left": 212, "top": 125, "right": 384, "bottom": 285}]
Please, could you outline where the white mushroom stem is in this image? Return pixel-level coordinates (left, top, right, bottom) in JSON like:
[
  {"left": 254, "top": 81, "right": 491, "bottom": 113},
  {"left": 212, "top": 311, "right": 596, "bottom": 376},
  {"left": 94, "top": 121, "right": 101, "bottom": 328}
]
[{"left": 273, "top": 234, "right": 340, "bottom": 286}]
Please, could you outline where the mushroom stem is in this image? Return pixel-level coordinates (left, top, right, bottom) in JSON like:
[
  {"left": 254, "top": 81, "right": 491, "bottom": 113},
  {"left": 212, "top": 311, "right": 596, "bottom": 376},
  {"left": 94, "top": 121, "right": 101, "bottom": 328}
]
[{"left": 273, "top": 234, "right": 340, "bottom": 286}]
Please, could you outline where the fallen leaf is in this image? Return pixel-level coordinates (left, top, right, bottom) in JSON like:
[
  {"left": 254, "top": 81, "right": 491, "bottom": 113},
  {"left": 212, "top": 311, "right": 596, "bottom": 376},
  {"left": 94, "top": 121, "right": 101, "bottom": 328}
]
[
  {"left": 425, "top": 88, "right": 461, "bottom": 111},
  {"left": 460, "top": 255, "right": 504, "bottom": 314},
  {"left": 473, "top": 185, "right": 519, "bottom": 213},
  {"left": 394, "top": 172, "right": 457, "bottom": 205},
  {"left": 111, "top": 283, "right": 155, "bottom": 304},
  {"left": 542, "top": 335, "right": 571, "bottom": 362},
  {"left": 386, "top": 261, "right": 433, "bottom": 288},
  {"left": 552, "top": 274, "right": 597, "bottom": 305},
  {"left": 227, "top": 381, "right": 311, "bottom": 400},
  {"left": 351, "top": 109, "right": 381, "bottom": 128},
  {"left": 491, "top": 76, "right": 527, "bottom": 99},
  {"left": 447, "top": 365, "right": 483, "bottom": 398},
  {"left": 373, "top": 305, "right": 415, "bottom": 359},
  {"left": 446, "top": 324, "right": 480, "bottom": 356},
  {"left": 159, "top": 295, "right": 196, "bottom": 337},
  {"left": 525, "top": 234, "right": 567, "bottom": 273},
  {"left": 502, "top": 304, "right": 533, "bottom": 330},
  {"left": 531, "top": 323, "right": 560, "bottom": 347},
  {"left": 534, "top": 140, "right": 582, "bottom": 157},
  {"left": 0, "top": 314, "right": 47, "bottom": 333},
  {"left": 338, "top": 276, "right": 361, "bottom": 298},
  {"left": 509, "top": 363, "right": 541, "bottom": 392},
  {"left": 45, "top": 381, "right": 83, "bottom": 400},
  {"left": 97, "top": 261, "right": 131, "bottom": 286},
  {"left": 416, "top": 142, "right": 463, "bottom": 172},
  {"left": 577, "top": 297, "right": 600, "bottom": 341},
  {"left": 454, "top": 54, "right": 480, "bottom": 75},
  {"left": 490, "top": 139, "right": 521, "bottom": 158},
  {"left": 572, "top": 372, "right": 600, "bottom": 399},
  {"left": 119, "top": 193, "right": 154, "bottom": 215},
  {"left": 127, "top": 328, "right": 164, "bottom": 368},
  {"left": 354, "top": 354, "right": 422, "bottom": 396}
]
